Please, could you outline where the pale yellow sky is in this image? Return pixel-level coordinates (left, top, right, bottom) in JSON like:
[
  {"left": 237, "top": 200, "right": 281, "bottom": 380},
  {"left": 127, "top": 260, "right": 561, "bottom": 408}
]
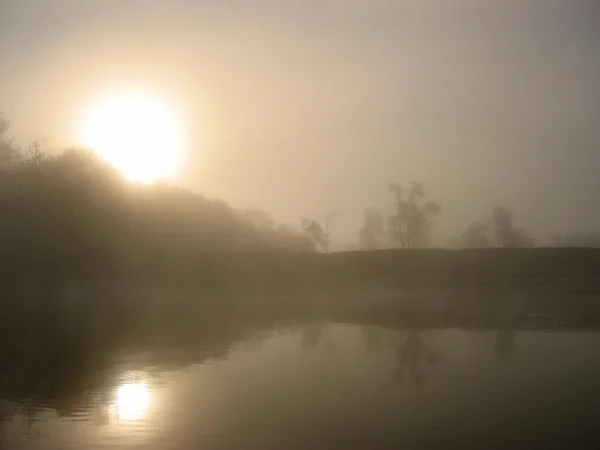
[{"left": 1, "top": 0, "right": 599, "bottom": 247}]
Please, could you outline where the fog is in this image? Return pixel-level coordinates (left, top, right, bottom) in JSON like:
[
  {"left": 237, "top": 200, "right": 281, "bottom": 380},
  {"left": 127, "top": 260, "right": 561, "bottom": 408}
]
[{"left": 1, "top": 0, "right": 599, "bottom": 247}]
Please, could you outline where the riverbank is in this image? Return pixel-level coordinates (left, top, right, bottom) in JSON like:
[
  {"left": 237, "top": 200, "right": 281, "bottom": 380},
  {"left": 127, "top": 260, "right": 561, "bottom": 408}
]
[{"left": 5, "top": 247, "right": 600, "bottom": 289}]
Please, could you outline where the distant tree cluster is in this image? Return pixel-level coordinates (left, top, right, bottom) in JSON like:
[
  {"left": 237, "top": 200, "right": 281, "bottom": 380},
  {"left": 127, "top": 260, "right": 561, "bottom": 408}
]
[
  {"left": 303, "top": 181, "right": 442, "bottom": 252},
  {"left": 388, "top": 181, "right": 441, "bottom": 249},
  {"left": 0, "top": 117, "right": 315, "bottom": 278},
  {"left": 358, "top": 209, "right": 384, "bottom": 250},
  {"left": 352, "top": 181, "right": 441, "bottom": 251},
  {"left": 301, "top": 212, "right": 335, "bottom": 253},
  {"left": 459, "top": 222, "right": 491, "bottom": 249},
  {"left": 458, "top": 205, "right": 533, "bottom": 249},
  {"left": 492, "top": 205, "right": 533, "bottom": 248},
  {"left": 349, "top": 180, "right": 540, "bottom": 250}
]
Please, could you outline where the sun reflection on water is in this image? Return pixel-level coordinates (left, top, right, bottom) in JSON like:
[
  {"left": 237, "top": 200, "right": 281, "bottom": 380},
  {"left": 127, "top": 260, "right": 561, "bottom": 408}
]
[{"left": 115, "top": 383, "right": 150, "bottom": 421}]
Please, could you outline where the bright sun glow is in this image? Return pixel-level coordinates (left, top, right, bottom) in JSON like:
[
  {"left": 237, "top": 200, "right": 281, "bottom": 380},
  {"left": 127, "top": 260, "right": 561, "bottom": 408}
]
[
  {"left": 116, "top": 383, "right": 150, "bottom": 421},
  {"left": 79, "top": 90, "right": 183, "bottom": 183}
]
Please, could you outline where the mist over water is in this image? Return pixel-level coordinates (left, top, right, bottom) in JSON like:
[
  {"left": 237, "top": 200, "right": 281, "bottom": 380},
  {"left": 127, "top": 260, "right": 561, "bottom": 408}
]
[{"left": 2, "top": 280, "right": 600, "bottom": 449}]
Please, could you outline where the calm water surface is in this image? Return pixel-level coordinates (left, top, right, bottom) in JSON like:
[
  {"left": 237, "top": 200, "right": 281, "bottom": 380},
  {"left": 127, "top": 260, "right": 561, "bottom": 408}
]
[{"left": 2, "top": 320, "right": 600, "bottom": 449}]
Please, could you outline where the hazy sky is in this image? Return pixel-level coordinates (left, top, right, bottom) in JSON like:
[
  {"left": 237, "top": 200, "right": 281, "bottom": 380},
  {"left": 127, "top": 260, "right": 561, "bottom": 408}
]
[{"left": 1, "top": 0, "right": 599, "bottom": 247}]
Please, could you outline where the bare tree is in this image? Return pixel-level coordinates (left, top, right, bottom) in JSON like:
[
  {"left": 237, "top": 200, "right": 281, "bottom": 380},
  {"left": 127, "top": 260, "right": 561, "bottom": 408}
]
[
  {"left": 459, "top": 222, "right": 491, "bottom": 249},
  {"left": 27, "top": 140, "right": 46, "bottom": 168},
  {"left": 358, "top": 209, "right": 384, "bottom": 250},
  {"left": 302, "top": 212, "right": 335, "bottom": 253},
  {"left": 388, "top": 181, "right": 440, "bottom": 249},
  {"left": 492, "top": 205, "right": 533, "bottom": 248}
]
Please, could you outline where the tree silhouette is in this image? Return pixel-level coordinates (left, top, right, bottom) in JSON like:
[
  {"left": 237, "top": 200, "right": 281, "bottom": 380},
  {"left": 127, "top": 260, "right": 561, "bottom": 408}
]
[
  {"left": 459, "top": 222, "right": 492, "bottom": 249},
  {"left": 301, "top": 212, "right": 335, "bottom": 253},
  {"left": 357, "top": 209, "right": 384, "bottom": 250},
  {"left": 388, "top": 181, "right": 440, "bottom": 249},
  {"left": 492, "top": 205, "right": 533, "bottom": 248}
]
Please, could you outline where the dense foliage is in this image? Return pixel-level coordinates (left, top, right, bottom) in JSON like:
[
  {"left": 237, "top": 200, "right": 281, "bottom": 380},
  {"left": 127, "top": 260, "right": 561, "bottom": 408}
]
[{"left": 0, "top": 119, "right": 314, "bottom": 280}]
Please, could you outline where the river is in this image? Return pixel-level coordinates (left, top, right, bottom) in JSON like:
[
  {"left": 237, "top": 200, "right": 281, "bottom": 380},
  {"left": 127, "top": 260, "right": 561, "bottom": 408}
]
[{"left": 2, "top": 308, "right": 600, "bottom": 449}]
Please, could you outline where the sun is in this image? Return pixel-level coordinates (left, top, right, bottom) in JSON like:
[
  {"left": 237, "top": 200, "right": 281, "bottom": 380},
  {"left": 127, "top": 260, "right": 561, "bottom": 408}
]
[{"left": 79, "top": 90, "right": 183, "bottom": 183}]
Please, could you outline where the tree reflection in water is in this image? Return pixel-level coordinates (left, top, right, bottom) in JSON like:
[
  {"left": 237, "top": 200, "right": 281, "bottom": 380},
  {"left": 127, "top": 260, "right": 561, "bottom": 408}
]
[
  {"left": 301, "top": 323, "right": 328, "bottom": 351},
  {"left": 494, "top": 329, "right": 516, "bottom": 362},
  {"left": 361, "top": 325, "right": 385, "bottom": 356},
  {"left": 392, "top": 329, "right": 440, "bottom": 386}
]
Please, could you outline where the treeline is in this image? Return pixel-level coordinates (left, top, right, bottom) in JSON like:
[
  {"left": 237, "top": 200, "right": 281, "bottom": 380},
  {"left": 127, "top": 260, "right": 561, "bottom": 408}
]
[
  {"left": 0, "top": 117, "right": 315, "bottom": 280},
  {"left": 350, "top": 183, "right": 600, "bottom": 251},
  {"left": 305, "top": 181, "right": 537, "bottom": 251},
  {"left": 304, "top": 181, "right": 443, "bottom": 252}
]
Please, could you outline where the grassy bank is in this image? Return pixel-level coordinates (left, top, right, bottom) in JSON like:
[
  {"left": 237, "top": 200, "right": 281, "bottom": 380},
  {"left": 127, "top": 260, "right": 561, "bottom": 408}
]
[
  {"left": 148, "top": 247, "right": 600, "bottom": 289},
  {"left": 5, "top": 247, "right": 600, "bottom": 294}
]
